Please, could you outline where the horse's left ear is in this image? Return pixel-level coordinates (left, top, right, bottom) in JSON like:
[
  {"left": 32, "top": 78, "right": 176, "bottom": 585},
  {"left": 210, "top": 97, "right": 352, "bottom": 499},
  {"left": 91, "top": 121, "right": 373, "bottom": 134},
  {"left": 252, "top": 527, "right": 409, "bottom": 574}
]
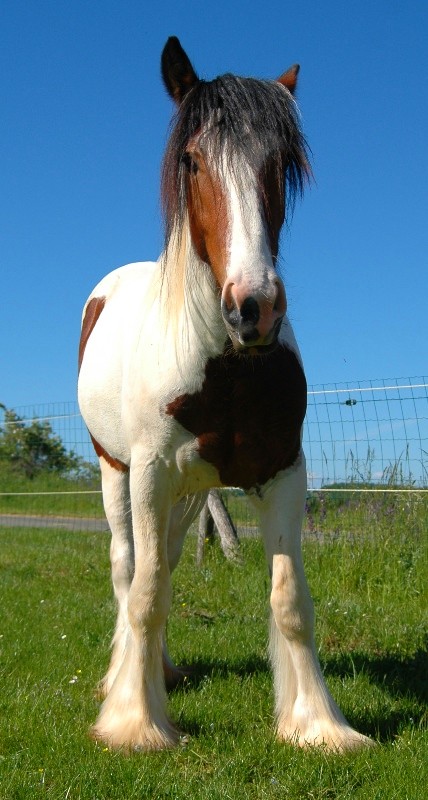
[
  {"left": 161, "top": 36, "right": 199, "bottom": 104},
  {"left": 277, "top": 64, "right": 300, "bottom": 95}
]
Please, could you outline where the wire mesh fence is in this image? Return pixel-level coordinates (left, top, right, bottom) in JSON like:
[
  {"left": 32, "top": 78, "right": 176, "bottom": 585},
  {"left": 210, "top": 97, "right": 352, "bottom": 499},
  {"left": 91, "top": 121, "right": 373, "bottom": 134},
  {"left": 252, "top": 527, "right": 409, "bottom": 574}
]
[
  {"left": 0, "top": 376, "right": 427, "bottom": 530},
  {"left": 305, "top": 377, "right": 428, "bottom": 490}
]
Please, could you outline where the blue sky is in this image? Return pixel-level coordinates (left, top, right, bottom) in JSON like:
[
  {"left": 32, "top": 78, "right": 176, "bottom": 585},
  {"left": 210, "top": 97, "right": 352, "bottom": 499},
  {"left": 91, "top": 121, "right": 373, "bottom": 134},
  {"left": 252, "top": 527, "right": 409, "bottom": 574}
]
[{"left": 1, "top": 0, "right": 427, "bottom": 408}]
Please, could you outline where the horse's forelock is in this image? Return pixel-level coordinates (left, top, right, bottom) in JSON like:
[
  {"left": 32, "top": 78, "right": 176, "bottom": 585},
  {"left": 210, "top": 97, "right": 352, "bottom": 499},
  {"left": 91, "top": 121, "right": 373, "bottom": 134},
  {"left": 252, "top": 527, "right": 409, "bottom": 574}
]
[{"left": 161, "top": 73, "right": 310, "bottom": 263}]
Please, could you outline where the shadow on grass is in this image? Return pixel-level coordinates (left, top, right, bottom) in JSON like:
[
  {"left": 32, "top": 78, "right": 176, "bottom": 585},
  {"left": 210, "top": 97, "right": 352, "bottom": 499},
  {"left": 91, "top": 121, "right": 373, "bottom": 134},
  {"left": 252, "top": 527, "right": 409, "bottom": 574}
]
[
  {"left": 171, "top": 646, "right": 427, "bottom": 743},
  {"left": 172, "top": 653, "right": 270, "bottom": 687},
  {"left": 323, "top": 647, "right": 428, "bottom": 703},
  {"left": 323, "top": 647, "right": 428, "bottom": 741}
]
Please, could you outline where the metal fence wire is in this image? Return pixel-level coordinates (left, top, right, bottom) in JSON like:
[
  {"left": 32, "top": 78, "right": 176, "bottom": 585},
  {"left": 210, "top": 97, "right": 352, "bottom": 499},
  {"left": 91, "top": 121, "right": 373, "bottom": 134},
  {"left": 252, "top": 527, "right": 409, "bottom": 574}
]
[{"left": 304, "top": 377, "right": 428, "bottom": 489}]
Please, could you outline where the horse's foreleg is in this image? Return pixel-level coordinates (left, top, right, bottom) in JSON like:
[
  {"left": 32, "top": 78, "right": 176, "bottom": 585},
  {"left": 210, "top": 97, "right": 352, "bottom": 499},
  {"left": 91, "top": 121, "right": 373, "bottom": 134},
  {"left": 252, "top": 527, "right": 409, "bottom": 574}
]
[
  {"left": 97, "top": 458, "right": 133, "bottom": 699},
  {"left": 254, "top": 455, "right": 373, "bottom": 752},
  {"left": 92, "top": 457, "right": 178, "bottom": 751}
]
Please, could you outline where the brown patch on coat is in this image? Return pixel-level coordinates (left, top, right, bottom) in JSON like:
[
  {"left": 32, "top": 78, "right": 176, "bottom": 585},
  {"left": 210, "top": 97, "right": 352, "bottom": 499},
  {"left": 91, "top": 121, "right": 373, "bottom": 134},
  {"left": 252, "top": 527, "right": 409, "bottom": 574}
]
[
  {"left": 185, "top": 142, "right": 229, "bottom": 287},
  {"left": 90, "top": 434, "right": 129, "bottom": 473},
  {"left": 166, "top": 344, "right": 306, "bottom": 490},
  {"left": 78, "top": 296, "right": 106, "bottom": 373}
]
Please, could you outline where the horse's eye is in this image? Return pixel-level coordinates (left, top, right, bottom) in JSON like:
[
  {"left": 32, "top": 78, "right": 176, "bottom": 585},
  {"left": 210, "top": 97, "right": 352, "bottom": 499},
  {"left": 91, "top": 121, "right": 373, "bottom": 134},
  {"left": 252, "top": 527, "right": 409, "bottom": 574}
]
[{"left": 182, "top": 152, "right": 198, "bottom": 175}]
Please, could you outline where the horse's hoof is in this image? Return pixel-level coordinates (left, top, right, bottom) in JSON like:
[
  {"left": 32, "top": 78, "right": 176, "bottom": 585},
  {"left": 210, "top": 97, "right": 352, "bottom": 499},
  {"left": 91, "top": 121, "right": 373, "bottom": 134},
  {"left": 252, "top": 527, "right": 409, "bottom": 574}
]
[
  {"left": 277, "top": 721, "right": 375, "bottom": 752},
  {"left": 90, "top": 718, "right": 180, "bottom": 752}
]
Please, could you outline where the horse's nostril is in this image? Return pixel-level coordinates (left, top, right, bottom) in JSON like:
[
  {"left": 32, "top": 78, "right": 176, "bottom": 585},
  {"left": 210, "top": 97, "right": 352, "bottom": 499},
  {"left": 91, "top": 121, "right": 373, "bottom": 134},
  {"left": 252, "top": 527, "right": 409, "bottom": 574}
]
[
  {"left": 240, "top": 297, "right": 260, "bottom": 325},
  {"left": 221, "top": 298, "right": 239, "bottom": 328},
  {"left": 272, "top": 280, "right": 287, "bottom": 315}
]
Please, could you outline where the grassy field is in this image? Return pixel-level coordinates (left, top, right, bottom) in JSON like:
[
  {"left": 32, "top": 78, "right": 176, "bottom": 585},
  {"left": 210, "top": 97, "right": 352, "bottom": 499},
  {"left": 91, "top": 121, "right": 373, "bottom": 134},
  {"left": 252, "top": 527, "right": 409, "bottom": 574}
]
[
  {"left": 0, "top": 497, "right": 427, "bottom": 799},
  {"left": 0, "top": 464, "right": 104, "bottom": 518}
]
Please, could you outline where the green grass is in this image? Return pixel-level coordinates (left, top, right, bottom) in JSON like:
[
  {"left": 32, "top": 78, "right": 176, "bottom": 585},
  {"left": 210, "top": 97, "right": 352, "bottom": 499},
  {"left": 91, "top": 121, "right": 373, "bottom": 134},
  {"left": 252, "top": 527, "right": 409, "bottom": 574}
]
[
  {"left": 0, "top": 465, "right": 103, "bottom": 518},
  {"left": 0, "top": 508, "right": 427, "bottom": 799}
]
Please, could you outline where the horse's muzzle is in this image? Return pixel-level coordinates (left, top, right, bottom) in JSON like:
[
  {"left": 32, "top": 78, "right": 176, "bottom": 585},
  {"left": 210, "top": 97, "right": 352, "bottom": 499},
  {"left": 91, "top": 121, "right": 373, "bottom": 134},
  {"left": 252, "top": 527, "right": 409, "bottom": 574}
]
[{"left": 221, "top": 278, "right": 287, "bottom": 351}]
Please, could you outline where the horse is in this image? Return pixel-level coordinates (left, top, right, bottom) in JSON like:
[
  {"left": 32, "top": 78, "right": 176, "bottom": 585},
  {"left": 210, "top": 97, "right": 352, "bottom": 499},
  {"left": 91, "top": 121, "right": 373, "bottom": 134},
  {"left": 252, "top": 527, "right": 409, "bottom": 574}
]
[{"left": 78, "top": 36, "right": 372, "bottom": 752}]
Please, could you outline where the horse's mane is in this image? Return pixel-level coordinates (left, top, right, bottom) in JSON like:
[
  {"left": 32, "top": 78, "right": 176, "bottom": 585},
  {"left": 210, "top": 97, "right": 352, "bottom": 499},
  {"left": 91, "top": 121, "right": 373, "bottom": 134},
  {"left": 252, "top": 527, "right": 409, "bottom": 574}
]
[{"left": 161, "top": 73, "right": 310, "bottom": 256}]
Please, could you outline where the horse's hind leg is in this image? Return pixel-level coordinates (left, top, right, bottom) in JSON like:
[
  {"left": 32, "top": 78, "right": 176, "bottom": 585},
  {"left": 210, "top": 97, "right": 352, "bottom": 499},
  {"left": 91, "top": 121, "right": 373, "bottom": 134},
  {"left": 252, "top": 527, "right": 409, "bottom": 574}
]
[
  {"left": 253, "top": 455, "right": 373, "bottom": 752},
  {"left": 98, "top": 457, "right": 134, "bottom": 699},
  {"left": 163, "top": 493, "right": 207, "bottom": 689}
]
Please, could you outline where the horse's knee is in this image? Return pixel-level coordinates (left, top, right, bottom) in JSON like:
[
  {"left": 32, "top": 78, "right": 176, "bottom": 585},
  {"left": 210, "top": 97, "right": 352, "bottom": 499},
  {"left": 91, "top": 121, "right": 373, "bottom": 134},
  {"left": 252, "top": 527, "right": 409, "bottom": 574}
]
[
  {"left": 127, "top": 574, "right": 171, "bottom": 633},
  {"left": 110, "top": 542, "right": 133, "bottom": 593},
  {"left": 270, "top": 569, "right": 314, "bottom": 642}
]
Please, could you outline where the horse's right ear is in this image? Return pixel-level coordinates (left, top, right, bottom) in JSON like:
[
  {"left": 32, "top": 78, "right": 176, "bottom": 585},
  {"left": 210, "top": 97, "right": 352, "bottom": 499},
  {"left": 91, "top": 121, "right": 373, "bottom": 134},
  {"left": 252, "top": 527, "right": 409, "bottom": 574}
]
[
  {"left": 161, "top": 36, "right": 199, "bottom": 104},
  {"left": 277, "top": 64, "right": 300, "bottom": 95}
]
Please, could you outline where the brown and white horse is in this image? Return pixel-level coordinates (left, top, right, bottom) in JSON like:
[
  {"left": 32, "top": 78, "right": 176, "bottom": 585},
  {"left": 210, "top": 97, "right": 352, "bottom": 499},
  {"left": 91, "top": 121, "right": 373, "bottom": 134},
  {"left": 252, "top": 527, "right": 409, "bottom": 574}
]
[{"left": 78, "top": 37, "right": 372, "bottom": 752}]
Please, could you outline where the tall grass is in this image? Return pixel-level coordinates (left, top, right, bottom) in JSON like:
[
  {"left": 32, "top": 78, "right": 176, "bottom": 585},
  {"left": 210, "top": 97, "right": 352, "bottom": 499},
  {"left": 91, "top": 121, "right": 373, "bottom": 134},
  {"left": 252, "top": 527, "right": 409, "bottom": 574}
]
[{"left": 0, "top": 494, "right": 427, "bottom": 799}]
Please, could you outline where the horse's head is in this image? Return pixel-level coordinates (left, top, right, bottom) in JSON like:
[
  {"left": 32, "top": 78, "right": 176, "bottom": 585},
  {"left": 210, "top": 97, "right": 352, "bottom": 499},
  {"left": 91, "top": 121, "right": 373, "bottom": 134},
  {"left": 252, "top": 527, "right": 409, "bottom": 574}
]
[{"left": 161, "top": 37, "right": 309, "bottom": 353}]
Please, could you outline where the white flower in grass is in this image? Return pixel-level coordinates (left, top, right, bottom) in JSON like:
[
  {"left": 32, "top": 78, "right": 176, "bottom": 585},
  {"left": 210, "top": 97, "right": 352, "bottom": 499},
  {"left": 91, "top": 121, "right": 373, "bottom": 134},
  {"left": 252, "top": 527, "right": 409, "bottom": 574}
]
[{"left": 69, "top": 669, "right": 82, "bottom": 684}]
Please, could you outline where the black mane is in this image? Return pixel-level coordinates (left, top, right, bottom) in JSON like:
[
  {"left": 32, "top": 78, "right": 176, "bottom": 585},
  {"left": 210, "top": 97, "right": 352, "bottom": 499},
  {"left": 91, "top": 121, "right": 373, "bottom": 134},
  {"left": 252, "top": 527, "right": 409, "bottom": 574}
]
[{"left": 161, "top": 73, "right": 310, "bottom": 249}]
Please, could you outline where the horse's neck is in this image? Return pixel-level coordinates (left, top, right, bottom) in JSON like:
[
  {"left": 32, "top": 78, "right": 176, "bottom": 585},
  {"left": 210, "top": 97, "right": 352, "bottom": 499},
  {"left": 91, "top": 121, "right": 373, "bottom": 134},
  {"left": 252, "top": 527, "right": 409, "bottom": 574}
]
[{"left": 159, "top": 237, "right": 226, "bottom": 374}]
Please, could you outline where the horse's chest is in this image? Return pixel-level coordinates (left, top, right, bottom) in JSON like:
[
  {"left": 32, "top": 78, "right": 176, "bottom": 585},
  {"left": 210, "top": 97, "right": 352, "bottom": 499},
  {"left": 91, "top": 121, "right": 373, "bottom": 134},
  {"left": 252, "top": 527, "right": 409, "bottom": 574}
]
[{"left": 166, "top": 345, "right": 307, "bottom": 491}]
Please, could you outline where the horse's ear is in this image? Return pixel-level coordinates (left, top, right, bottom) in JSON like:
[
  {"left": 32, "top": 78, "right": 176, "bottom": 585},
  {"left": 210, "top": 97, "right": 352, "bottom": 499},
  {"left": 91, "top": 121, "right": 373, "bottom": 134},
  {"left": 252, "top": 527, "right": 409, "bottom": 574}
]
[
  {"left": 161, "top": 36, "right": 199, "bottom": 104},
  {"left": 277, "top": 64, "right": 300, "bottom": 95}
]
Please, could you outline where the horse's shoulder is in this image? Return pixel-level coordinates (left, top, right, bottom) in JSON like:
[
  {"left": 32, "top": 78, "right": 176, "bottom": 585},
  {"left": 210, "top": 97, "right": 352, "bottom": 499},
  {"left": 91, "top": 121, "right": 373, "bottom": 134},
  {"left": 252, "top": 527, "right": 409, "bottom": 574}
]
[
  {"left": 79, "top": 262, "right": 159, "bottom": 373},
  {"left": 84, "top": 261, "right": 158, "bottom": 308}
]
